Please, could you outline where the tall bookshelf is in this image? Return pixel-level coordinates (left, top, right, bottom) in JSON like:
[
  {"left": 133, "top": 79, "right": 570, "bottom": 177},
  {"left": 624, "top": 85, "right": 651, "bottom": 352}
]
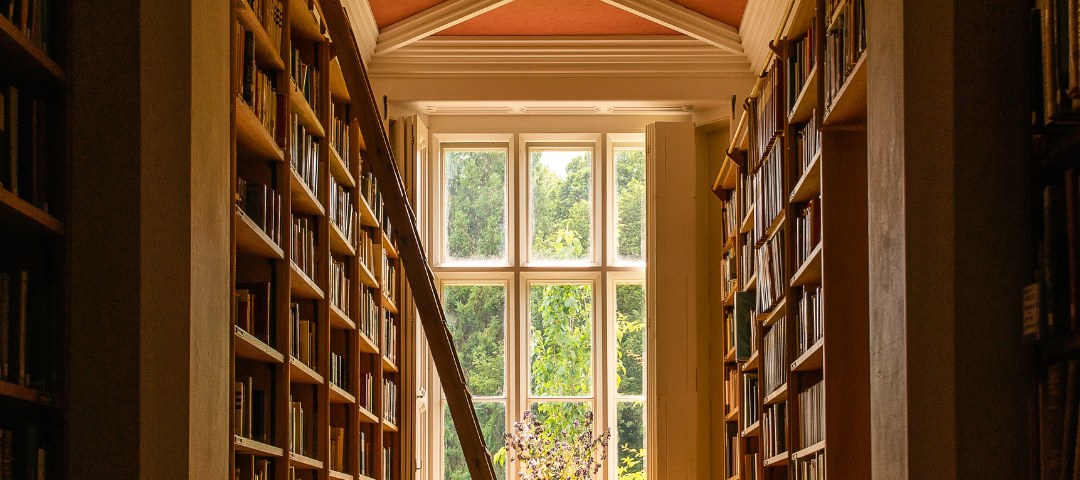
[
  {"left": 229, "top": 0, "right": 405, "bottom": 479},
  {"left": 712, "top": 0, "right": 869, "bottom": 477},
  {"left": 0, "top": 0, "right": 67, "bottom": 478}
]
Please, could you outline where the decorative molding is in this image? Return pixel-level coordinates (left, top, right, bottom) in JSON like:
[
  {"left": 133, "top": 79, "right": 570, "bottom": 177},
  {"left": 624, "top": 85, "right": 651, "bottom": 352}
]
[
  {"left": 739, "top": 0, "right": 789, "bottom": 73},
  {"left": 416, "top": 102, "right": 696, "bottom": 116},
  {"left": 375, "top": 0, "right": 518, "bottom": 56},
  {"left": 598, "top": 0, "right": 743, "bottom": 54},
  {"left": 368, "top": 36, "right": 752, "bottom": 77},
  {"left": 424, "top": 106, "right": 515, "bottom": 115},
  {"left": 341, "top": 0, "right": 380, "bottom": 63}
]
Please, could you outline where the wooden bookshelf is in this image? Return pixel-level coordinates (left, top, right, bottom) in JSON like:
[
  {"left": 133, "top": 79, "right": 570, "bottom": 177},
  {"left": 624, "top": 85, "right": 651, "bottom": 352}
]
[
  {"left": 229, "top": 1, "right": 407, "bottom": 480},
  {"left": 0, "top": 2, "right": 68, "bottom": 479},
  {"left": 711, "top": 0, "right": 869, "bottom": 478}
]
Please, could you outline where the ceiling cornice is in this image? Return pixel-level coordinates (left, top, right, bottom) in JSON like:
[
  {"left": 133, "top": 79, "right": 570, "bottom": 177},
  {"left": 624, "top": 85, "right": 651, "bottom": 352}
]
[
  {"left": 598, "top": 0, "right": 743, "bottom": 54},
  {"left": 738, "top": 0, "right": 788, "bottom": 73},
  {"left": 374, "top": 0, "right": 518, "bottom": 56},
  {"left": 341, "top": 0, "right": 379, "bottom": 63}
]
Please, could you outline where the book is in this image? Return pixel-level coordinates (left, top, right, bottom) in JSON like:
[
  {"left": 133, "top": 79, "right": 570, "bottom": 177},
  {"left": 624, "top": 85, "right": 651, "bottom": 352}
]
[
  {"left": 1044, "top": 362, "right": 1068, "bottom": 479},
  {"left": 236, "top": 282, "right": 271, "bottom": 344},
  {"left": 0, "top": 272, "right": 8, "bottom": 381},
  {"left": 734, "top": 291, "right": 756, "bottom": 361},
  {"left": 1026, "top": 282, "right": 1047, "bottom": 343}
]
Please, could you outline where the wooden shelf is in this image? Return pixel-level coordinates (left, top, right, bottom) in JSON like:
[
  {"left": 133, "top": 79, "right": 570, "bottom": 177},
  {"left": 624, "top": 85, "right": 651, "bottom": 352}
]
[
  {"left": 290, "top": 262, "right": 325, "bottom": 299},
  {"left": 328, "top": 143, "right": 356, "bottom": 188},
  {"left": 725, "top": 346, "right": 737, "bottom": 363},
  {"left": 725, "top": 406, "right": 739, "bottom": 422},
  {"left": 826, "top": 0, "right": 848, "bottom": 29},
  {"left": 234, "top": 326, "right": 285, "bottom": 364},
  {"left": 289, "top": 167, "right": 325, "bottom": 216},
  {"left": 358, "top": 258, "right": 378, "bottom": 288},
  {"left": 791, "top": 338, "right": 824, "bottom": 372},
  {"left": 289, "top": 0, "right": 324, "bottom": 41},
  {"left": 235, "top": 207, "right": 284, "bottom": 259},
  {"left": 0, "top": 188, "right": 63, "bottom": 235},
  {"left": 329, "top": 302, "right": 356, "bottom": 330},
  {"left": 787, "top": 65, "right": 818, "bottom": 124},
  {"left": 724, "top": 287, "right": 735, "bottom": 307},
  {"left": 789, "top": 152, "right": 822, "bottom": 203},
  {"left": 329, "top": 470, "right": 354, "bottom": 480},
  {"left": 764, "top": 452, "right": 790, "bottom": 467},
  {"left": 383, "top": 356, "right": 399, "bottom": 373},
  {"left": 291, "top": 82, "right": 326, "bottom": 138},
  {"left": 289, "top": 356, "right": 325, "bottom": 385},
  {"left": 745, "top": 272, "right": 758, "bottom": 291},
  {"left": 359, "top": 329, "right": 379, "bottom": 354},
  {"left": 794, "top": 441, "right": 825, "bottom": 459},
  {"left": 744, "top": 350, "right": 760, "bottom": 371},
  {"left": 741, "top": 420, "right": 761, "bottom": 437},
  {"left": 764, "top": 382, "right": 788, "bottom": 405},
  {"left": 359, "top": 405, "right": 379, "bottom": 424},
  {"left": 0, "top": 380, "right": 59, "bottom": 408},
  {"left": 290, "top": 452, "right": 325, "bottom": 470},
  {"left": 382, "top": 292, "right": 399, "bottom": 314},
  {"left": 235, "top": 0, "right": 285, "bottom": 71},
  {"left": 383, "top": 420, "right": 399, "bottom": 432},
  {"left": 329, "top": 58, "right": 351, "bottom": 103},
  {"left": 235, "top": 99, "right": 285, "bottom": 162},
  {"left": 762, "top": 208, "right": 786, "bottom": 243},
  {"left": 740, "top": 206, "right": 754, "bottom": 233},
  {"left": 724, "top": 230, "right": 736, "bottom": 252},
  {"left": 382, "top": 230, "right": 399, "bottom": 259},
  {"left": 781, "top": 0, "right": 816, "bottom": 38},
  {"left": 759, "top": 297, "right": 787, "bottom": 327},
  {"left": 234, "top": 435, "right": 284, "bottom": 457},
  {"left": 791, "top": 243, "right": 823, "bottom": 286},
  {"left": 329, "top": 382, "right": 356, "bottom": 404},
  {"left": 0, "top": 14, "right": 64, "bottom": 84},
  {"left": 329, "top": 220, "right": 356, "bottom": 256},
  {"left": 824, "top": 52, "right": 867, "bottom": 126},
  {"left": 358, "top": 195, "right": 379, "bottom": 227}
]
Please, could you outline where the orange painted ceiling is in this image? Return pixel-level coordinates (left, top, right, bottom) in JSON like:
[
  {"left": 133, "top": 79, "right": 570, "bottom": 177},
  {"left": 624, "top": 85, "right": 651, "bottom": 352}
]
[{"left": 367, "top": 0, "right": 748, "bottom": 33}]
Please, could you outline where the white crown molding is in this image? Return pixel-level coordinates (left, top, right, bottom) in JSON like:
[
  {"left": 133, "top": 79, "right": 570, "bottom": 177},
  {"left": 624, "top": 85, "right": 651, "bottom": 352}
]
[
  {"left": 598, "top": 0, "right": 743, "bottom": 54},
  {"left": 739, "top": 0, "right": 789, "bottom": 73},
  {"left": 368, "top": 35, "right": 752, "bottom": 77},
  {"left": 341, "top": 0, "right": 379, "bottom": 64},
  {"left": 375, "top": 0, "right": 518, "bottom": 56}
]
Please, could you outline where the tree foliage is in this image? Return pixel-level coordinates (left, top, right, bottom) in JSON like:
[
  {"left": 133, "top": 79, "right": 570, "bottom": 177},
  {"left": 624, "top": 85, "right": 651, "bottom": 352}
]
[
  {"left": 531, "top": 151, "right": 591, "bottom": 261},
  {"left": 615, "top": 150, "right": 646, "bottom": 261},
  {"left": 446, "top": 150, "right": 507, "bottom": 261}
]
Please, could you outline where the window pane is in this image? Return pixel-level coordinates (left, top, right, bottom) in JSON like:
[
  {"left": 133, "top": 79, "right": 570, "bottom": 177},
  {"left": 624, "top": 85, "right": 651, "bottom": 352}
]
[
  {"left": 445, "top": 150, "right": 507, "bottom": 262},
  {"left": 444, "top": 285, "right": 505, "bottom": 397},
  {"left": 529, "top": 284, "right": 592, "bottom": 396},
  {"left": 615, "top": 149, "right": 646, "bottom": 262},
  {"left": 528, "top": 401, "right": 592, "bottom": 436},
  {"left": 444, "top": 402, "right": 507, "bottom": 480},
  {"left": 616, "top": 401, "right": 645, "bottom": 480},
  {"left": 529, "top": 149, "right": 592, "bottom": 262},
  {"left": 616, "top": 283, "right": 645, "bottom": 396}
]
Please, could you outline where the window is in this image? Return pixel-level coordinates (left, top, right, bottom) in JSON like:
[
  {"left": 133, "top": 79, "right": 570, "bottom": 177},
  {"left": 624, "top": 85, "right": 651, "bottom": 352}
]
[{"left": 432, "top": 137, "right": 646, "bottom": 480}]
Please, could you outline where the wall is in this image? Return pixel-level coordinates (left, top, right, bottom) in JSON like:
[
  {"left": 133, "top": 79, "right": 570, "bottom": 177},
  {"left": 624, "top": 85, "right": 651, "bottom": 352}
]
[{"left": 68, "top": 0, "right": 231, "bottom": 477}]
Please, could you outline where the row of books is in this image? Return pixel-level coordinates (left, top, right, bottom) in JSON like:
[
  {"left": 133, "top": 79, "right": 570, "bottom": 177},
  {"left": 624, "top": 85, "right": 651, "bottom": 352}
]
[
  {"left": 794, "top": 197, "right": 821, "bottom": 267},
  {"left": 329, "top": 351, "right": 347, "bottom": 391},
  {"left": 1034, "top": 0, "right": 1080, "bottom": 124},
  {"left": 742, "top": 372, "right": 759, "bottom": 427},
  {"left": 1, "top": 269, "right": 54, "bottom": 392},
  {"left": 796, "top": 285, "right": 824, "bottom": 355},
  {"left": 291, "top": 48, "right": 320, "bottom": 114},
  {"left": 383, "top": 447, "right": 393, "bottom": 480},
  {"left": 1033, "top": 360, "right": 1080, "bottom": 480},
  {"left": 383, "top": 379, "right": 399, "bottom": 425},
  {"left": 245, "top": 0, "right": 282, "bottom": 54},
  {"left": 742, "top": 453, "right": 759, "bottom": 480},
  {"left": 733, "top": 291, "right": 757, "bottom": 361},
  {"left": 329, "top": 259, "right": 350, "bottom": 314},
  {"left": 290, "top": 303, "right": 318, "bottom": 369},
  {"left": 2, "top": 0, "right": 50, "bottom": 54},
  {"left": 721, "top": 250, "right": 737, "bottom": 299},
  {"left": 738, "top": 165, "right": 755, "bottom": 225},
  {"left": 328, "top": 427, "right": 345, "bottom": 472},
  {"left": 762, "top": 316, "right": 787, "bottom": 396},
  {"left": 762, "top": 403, "right": 787, "bottom": 459},
  {"left": 289, "top": 396, "right": 312, "bottom": 458},
  {"left": 786, "top": 24, "right": 816, "bottom": 114},
  {"left": 292, "top": 216, "right": 317, "bottom": 281},
  {"left": 724, "top": 366, "right": 739, "bottom": 415},
  {"left": 722, "top": 199, "right": 738, "bottom": 243},
  {"left": 382, "top": 311, "right": 398, "bottom": 365},
  {"left": 358, "top": 431, "right": 370, "bottom": 476},
  {"left": 290, "top": 115, "right": 322, "bottom": 200},
  {"left": 794, "top": 114, "right": 820, "bottom": 181},
  {"left": 238, "top": 27, "right": 280, "bottom": 139},
  {"left": 752, "top": 139, "right": 784, "bottom": 245},
  {"left": 725, "top": 423, "right": 740, "bottom": 478},
  {"left": 794, "top": 450, "right": 825, "bottom": 480},
  {"left": 755, "top": 230, "right": 785, "bottom": 313},
  {"left": 381, "top": 253, "right": 398, "bottom": 303},
  {"left": 359, "top": 372, "right": 374, "bottom": 412},
  {"left": 358, "top": 228, "right": 376, "bottom": 274},
  {"left": 0, "top": 271, "right": 27, "bottom": 387},
  {"left": 236, "top": 179, "right": 282, "bottom": 246},
  {"left": 741, "top": 233, "right": 756, "bottom": 284},
  {"left": 800, "top": 381, "right": 825, "bottom": 448},
  {"left": 235, "top": 456, "right": 271, "bottom": 480},
  {"left": 234, "top": 283, "right": 271, "bottom": 345},
  {"left": 360, "top": 173, "right": 385, "bottom": 230},
  {"left": 329, "top": 177, "right": 356, "bottom": 246},
  {"left": 330, "top": 103, "right": 351, "bottom": 166},
  {"left": 233, "top": 376, "right": 270, "bottom": 443},
  {"left": 360, "top": 289, "right": 379, "bottom": 347},
  {"left": 1025, "top": 173, "right": 1080, "bottom": 342},
  {"left": 1, "top": 85, "right": 50, "bottom": 212},
  {"left": 824, "top": 0, "right": 866, "bottom": 110},
  {"left": 0, "top": 425, "right": 44, "bottom": 480},
  {"left": 748, "top": 59, "right": 785, "bottom": 167}
]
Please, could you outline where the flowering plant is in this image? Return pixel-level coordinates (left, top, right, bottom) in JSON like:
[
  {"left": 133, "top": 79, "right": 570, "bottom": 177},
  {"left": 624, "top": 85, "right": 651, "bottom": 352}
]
[{"left": 503, "top": 410, "right": 611, "bottom": 480}]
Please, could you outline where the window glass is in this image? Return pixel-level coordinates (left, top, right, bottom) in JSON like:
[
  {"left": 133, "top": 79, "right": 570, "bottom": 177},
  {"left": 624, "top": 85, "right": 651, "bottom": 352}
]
[
  {"left": 529, "top": 149, "right": 592, "bottom": 262},
  {"left": 528, "top": 401, "right": 592, "bottom": 435},
  {"left": 616, "top": 401, "right": 645, "bottom": 480},
  {"left": 529, "top": 284, "right": 593, "bottom": 397},
  {"left": 444, "top": 402, "right": 507, "bottom": 480},
  {"left": 445, "top": 149, "right": 507, "bottom": 263},
  {"left": 616, "top": 283, "right": 645, "bottom": 396},
  {"left": 614, "top": 149, "right": 646, "bottom": 263},
  {"left": 444, "top": 284, "right": 506, "bottom": 396}
]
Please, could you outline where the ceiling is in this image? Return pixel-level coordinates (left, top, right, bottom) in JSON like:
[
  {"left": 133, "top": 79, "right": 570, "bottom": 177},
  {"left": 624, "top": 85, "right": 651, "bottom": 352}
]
[{"left": 367, "top": 0, "right": 749, "bottom": 35}]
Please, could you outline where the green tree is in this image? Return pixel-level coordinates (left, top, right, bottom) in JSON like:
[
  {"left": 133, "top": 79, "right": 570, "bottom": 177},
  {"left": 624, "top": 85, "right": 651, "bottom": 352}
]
[
  {"left": 444, "top": 285, "right": 505, "bottom": 397},
  {"left": 615, "top": 149, "right": 645, "bottom": 261},
  {"left": 446, "top": 150, "right": 507, "bottom": 261},
  {"left": 530, "top": 151, "right": 592, "bottom": 261}
]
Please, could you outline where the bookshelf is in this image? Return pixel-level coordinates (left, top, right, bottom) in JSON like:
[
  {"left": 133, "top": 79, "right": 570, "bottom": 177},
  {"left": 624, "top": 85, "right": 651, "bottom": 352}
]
[
  {"left": 0, "top": 0, "right": 67, "bottom": 478},
  {"left": 712, "top": 0, "right": 869, "bottom": 477},
  {"left": 229, "top": 1, "right": 405, "bottom": 479}
]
